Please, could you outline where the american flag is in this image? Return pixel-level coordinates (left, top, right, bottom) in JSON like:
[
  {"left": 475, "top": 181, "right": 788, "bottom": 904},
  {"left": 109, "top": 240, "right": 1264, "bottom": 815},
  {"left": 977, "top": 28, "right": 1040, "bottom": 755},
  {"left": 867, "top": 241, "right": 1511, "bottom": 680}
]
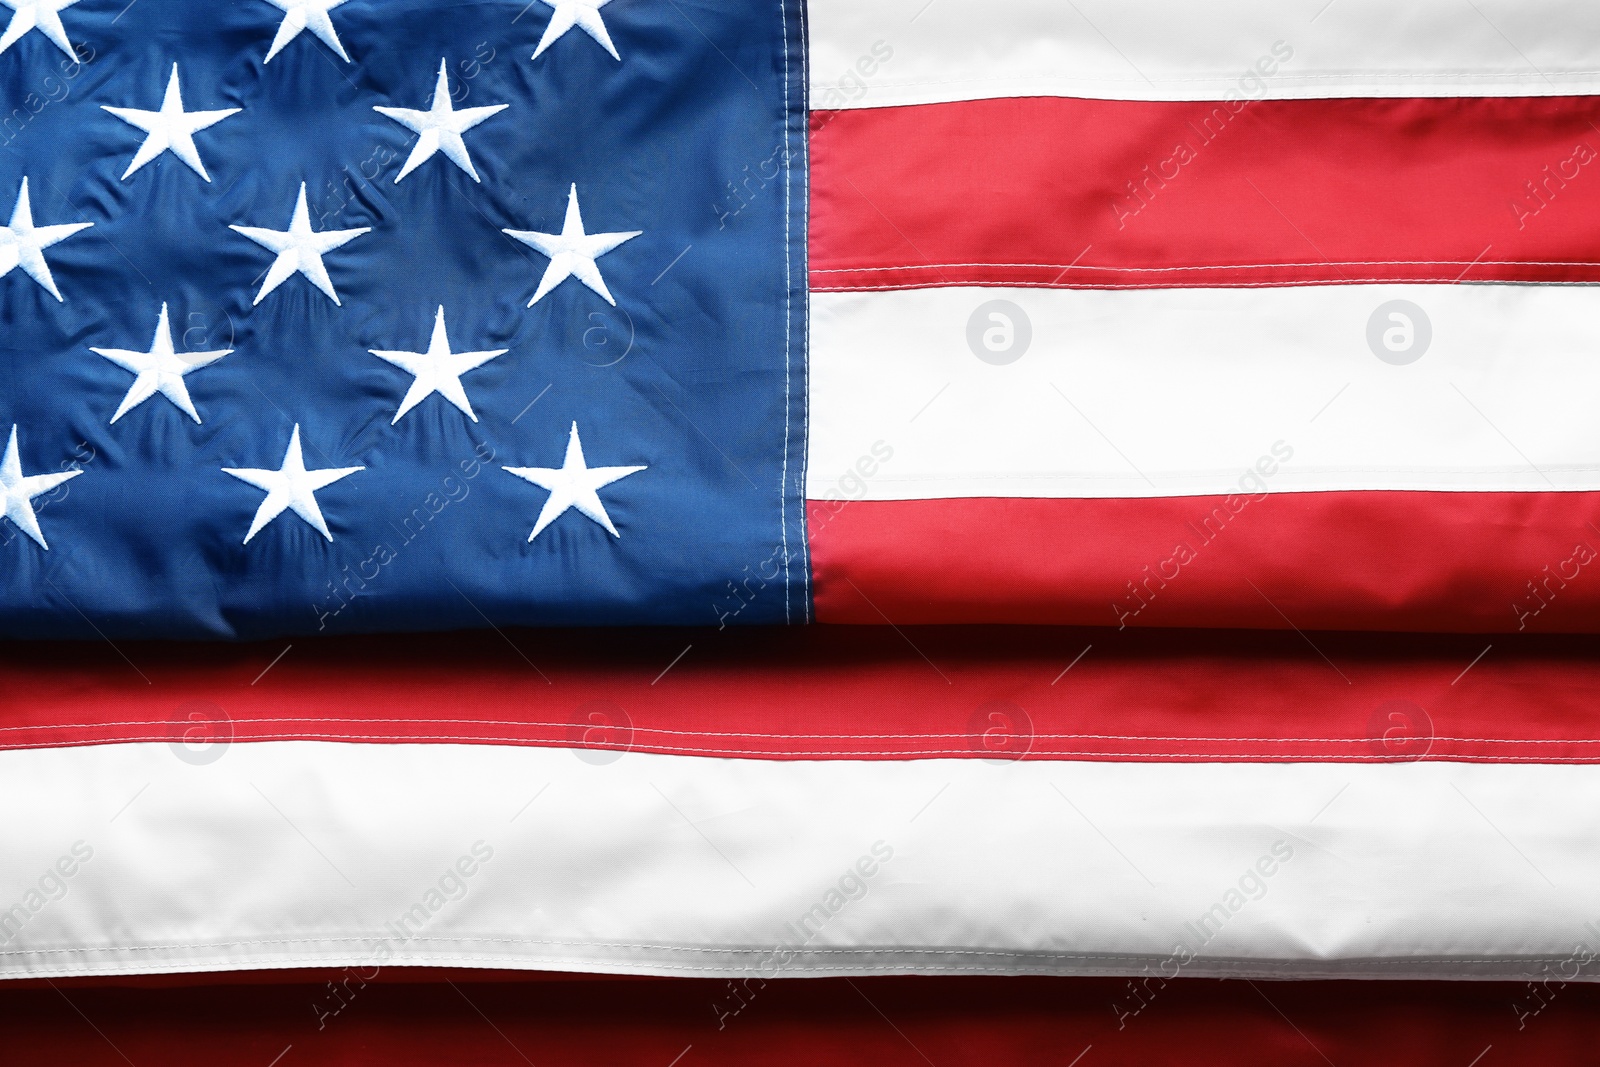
[{"left": 4, "top": 0, "right": 1600, "bottom": 1060}]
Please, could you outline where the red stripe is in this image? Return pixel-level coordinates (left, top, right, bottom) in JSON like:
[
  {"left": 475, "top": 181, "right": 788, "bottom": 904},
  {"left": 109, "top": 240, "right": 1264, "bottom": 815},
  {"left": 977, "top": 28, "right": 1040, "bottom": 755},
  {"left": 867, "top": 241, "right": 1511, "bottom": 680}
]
[
  {"left": 5, "top": 972, "right": 1598, "bottom": 1065},
  {"left": 810, "top": 96, "right": 1600, "bottom": 290},
  {"left": 808, "top": 493, "right": 1600, "bottom": 633},
  {"left": 7, "top": 624, "right": 1600, "bottom": 760}
]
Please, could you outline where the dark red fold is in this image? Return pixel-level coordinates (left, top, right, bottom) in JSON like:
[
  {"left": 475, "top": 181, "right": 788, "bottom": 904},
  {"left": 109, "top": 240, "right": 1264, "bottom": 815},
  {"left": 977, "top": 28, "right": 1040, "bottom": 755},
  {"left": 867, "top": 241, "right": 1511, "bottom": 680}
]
[
  {"left": 5, "top": 972, "right": 1597, "bottom": 1066},
  {"left": 7, "top": 625, "right": 1600, "bottom": 762}
]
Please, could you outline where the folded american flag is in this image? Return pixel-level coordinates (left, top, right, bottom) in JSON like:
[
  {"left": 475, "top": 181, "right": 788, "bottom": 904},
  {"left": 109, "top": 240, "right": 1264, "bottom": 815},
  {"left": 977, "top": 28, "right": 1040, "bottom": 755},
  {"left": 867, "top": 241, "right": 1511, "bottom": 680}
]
[{"left": 5, "top": 0, "right": 1600, "bottom": 1035}]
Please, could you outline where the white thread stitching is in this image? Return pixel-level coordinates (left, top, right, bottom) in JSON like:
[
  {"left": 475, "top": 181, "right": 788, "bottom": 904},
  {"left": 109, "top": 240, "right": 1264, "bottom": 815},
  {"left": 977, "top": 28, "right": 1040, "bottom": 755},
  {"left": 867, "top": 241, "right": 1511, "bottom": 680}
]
[
  {"left": 7, "top": 719, "right": 1600, "bottom": 744},
  {"left": 5, "top": 736, "right": 1600, "bottom": 761},
  {"left": 3, "top": 936, "right": 1595, "bottom": 964},
  {"left": 778, "top": 0, "right": 792, "bottom": 624},
  {"left": 796, "top": 0, "right": 813, "bottom": 624},
  {"left": 812, "top": 71, "right": 1600, "bottom": 90}
]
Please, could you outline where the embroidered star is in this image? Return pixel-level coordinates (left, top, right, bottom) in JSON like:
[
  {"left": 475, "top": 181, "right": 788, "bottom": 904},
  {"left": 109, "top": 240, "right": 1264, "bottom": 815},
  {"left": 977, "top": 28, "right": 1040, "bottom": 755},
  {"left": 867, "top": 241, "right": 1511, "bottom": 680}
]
[
  {"left": 223, "top": 424, "right": 363, "bottom": 544},
  {"left": 91, "top": 303, "right": 232, "bottom": 424},
  {"left": 531, "top": 0, "right": 619, "bottom": 60},
  {"left": 1, "top": 425, "right": 81, "bottom": 550},
  {"left": 374, "top": 59, "right": 509, "bottom": 184},
  {"left": 229, "top": 182, "right": 370, "bottom": 306},
  {"left": 0, "top": 0, "right": 80, "bottom": 60},
  {"left": 370, "top": 306, "right": 507, "bottom": 424},
  {"left": 502, "top": 184, "right": 641, "bottom": 307},
  {"left": 101, "top": 64, "right": 241, "bottom": 183},
  {"left": 262, "top": 0, "right": 350, "bottom": 63},
  {"left": 0, "top": 177, "right": 91, "bottom": 302},
  {"left": 503, "top": 422, "right": 645, "bottom": 541}
]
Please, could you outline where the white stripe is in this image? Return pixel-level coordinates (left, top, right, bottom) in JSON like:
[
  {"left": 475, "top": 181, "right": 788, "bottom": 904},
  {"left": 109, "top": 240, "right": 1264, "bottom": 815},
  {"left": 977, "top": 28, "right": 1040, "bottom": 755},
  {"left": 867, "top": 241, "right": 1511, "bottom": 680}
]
[
  {"left": 809, "top": 285, "right": 1600, "bottom": 500},
  {"left": 810, "top": 0, "right": 1600, "bottom": 108},
  {"left": 4, "top": 741, "right": 1600, "bottom": 981}
]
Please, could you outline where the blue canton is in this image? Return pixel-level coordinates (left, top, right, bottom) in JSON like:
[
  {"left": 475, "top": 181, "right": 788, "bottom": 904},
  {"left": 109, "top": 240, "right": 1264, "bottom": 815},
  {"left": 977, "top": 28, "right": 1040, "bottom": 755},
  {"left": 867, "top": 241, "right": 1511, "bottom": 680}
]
[{"left": 0, "top": 0, "right": 809, "bottom": 638}]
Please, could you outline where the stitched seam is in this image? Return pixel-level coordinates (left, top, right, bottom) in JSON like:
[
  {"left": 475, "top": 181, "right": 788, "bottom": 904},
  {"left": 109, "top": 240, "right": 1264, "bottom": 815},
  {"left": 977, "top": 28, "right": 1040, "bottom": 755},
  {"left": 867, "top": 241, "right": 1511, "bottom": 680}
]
[
  {"left": 796, "top": 0, "right": 813, "bottom": 624},
  {"left": 8, "top": 720, "right": 1600, "bottom": 744},
  {"left": 7, "top": 959, "right": 1591, "bottom": 981},
  {"left": 3, "top": 937, "right": 1593, "bottom": 963},
  {"left": 4, "top": 736, "right": 1600, "bottom": 761},
  {"left": 777, "top": 0, "right": 792, "bottom": 624},
  {"left": 810, "top": 279, "right": 1600, "bottom": 291},
  {"left": 819, "top": 487, "right": 1600, "bottom": 497},
  {"left": 7, "top": 961, "right": 1595, "bottom": 981},
  {"left": 852, "top": 468, "right": 1600, "bottom": 480},
  {"left": 811, "top": 259, "right": 1600, "bottom": 273},
  {"left": 813, "top": 71, "right": 1600, "bottom": 89}
]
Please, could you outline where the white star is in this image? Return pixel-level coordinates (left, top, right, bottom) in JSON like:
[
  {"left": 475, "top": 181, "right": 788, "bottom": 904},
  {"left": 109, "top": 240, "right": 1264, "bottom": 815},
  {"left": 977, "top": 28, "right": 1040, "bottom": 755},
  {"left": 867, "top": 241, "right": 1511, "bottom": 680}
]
[
  {"left": 229, "top": 182, "right": 370, "bottom": 306},
  {"left": 374, "top": 59, "right": 509, "bottom": 184},
  {"left": 262, "top": 0, "right": 350, "bottom": 64},
  {"left": 101, "top": 65, "right": 241, "bottom": 183},
  {"left": 531, "top": 0, "right": 619, "bottom": 60},
  {"left": 223, "top": 424, "right": 363, "bottom": 544},
  {"left": 502, "top": 184, "right": 641, "bottom": 307},
  {"left": 0, "top": 177, "right": 91, "bottom": 302},
  {"left": 0, "top": 0, "right": 80, "bottom": 60},
  {"left": 503, "top": 422, "right": 645, "bottom": 541},
  {"left": 1, "top": 425, "right": 81, "bottom": 550},
  {"left": 370, "top": 306, "right": 507, "bottom": 424},
  {"left": 90, "top": 303, "right": 231, "bottom": 425}
]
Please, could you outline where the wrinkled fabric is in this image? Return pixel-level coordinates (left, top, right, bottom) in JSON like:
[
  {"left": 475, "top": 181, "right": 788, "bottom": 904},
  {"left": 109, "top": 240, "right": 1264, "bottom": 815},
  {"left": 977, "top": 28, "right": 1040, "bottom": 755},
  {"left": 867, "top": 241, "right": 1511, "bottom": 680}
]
[{"left": 0, "top": 0, "right": 809, "bottom": 638}]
